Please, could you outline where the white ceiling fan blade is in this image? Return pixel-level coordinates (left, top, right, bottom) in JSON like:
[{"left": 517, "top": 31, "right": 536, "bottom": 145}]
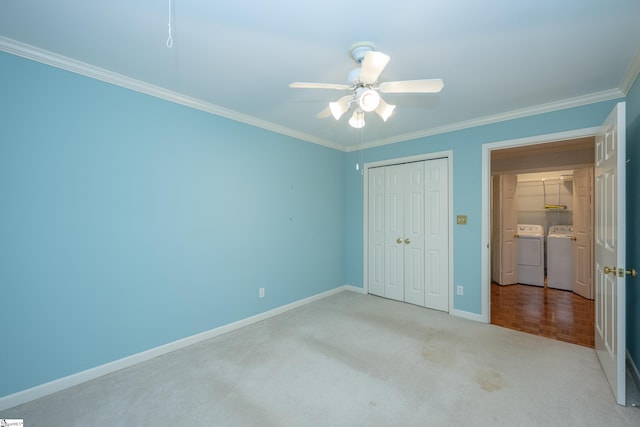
[
  {"left": 359, "top": 51, "right": 390, "bottom": 84},
  {"left": 316, "top": 107, "right": 331, "bottom": 119},
  {"left": 379, "top": 78, "right": 444, "bottom": 93},
  {"left": 290, "top": 82, "right": 351, "bottom": 90},
  {"left": 375, "top": 97, "right": 396, "bottom": 122}
]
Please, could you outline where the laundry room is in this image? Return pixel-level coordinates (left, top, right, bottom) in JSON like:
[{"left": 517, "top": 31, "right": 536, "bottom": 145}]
[
  {"left": 489, "top": 138, "right": 596, "bottom": 348},
  {"left": 492, "top": 167, "right": 593, "bottom": 293},
  {"left": 490, "top": 137, "right": 595, "bottom": 295}
]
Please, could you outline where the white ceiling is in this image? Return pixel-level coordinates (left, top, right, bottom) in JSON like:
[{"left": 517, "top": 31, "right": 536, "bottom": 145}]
[{"left": 2, "top": 1, "right": 640, "bottom": 151}]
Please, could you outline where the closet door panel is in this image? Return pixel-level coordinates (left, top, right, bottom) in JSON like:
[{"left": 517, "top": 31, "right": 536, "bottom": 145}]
[
  {"left": 424, "top": 158, "right": 449, "bottom": 311},
  {"left": 404, "top": 162, "right": 426, "bottom": 306},
  {"left": 384, "top": 165, "right": 404, "bottom": 301},
  {"left": 368, "top": 168, "right": 386, "bottom": 297}
]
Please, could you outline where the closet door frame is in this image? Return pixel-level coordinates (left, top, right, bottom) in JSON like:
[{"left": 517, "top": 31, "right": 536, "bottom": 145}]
[{"left": 363, "top": 151, "right": 453, "bottom": 313}]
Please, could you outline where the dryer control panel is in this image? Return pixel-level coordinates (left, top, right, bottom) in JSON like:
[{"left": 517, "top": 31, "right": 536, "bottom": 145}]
[
  {"left": 517, "top": 224, "right": 544, "bottom": 235},
  {"left": 548, "top": 225, "right": 573, "bottom": 236}
]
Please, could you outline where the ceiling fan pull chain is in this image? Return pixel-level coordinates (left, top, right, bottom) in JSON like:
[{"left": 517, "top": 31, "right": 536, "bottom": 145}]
[{"left": 166, "top": 0, "right": 174, "bottom": 48}]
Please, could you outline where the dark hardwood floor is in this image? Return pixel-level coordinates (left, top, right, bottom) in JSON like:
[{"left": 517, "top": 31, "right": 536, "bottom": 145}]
[{"left": 491, "top": 282, "right": 595, "bottom": 348}]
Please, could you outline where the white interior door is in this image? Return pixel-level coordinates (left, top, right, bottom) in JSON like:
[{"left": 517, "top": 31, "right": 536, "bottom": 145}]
[
  {"left": 404, "top": 162, "right": 426, "bottom": 306},
  {"left": 368, "top": 167, "right": 386, "bottom": 297},
  {"left": 594, "top": 102, "right": 626, "bottom": 405},
  {"left": 424, "top": 158, "right": 449, "bottom": 311},
  {"left": 499, "top": 175, "right": 518, "bottom": 285},
  {"left": 385, "top": 164, "right": 405, "bottom": 301},
  {"left": 491, "top": 176, "right": 499, "bottom": 281},
  {"left": 572, "top": 166, "right": 593, "bottom": 299},
  {"left": 367, "top": 158, "right": 449, "bottom": 311}
]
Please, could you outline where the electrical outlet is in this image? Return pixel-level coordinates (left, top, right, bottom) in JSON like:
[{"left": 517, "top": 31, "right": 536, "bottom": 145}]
[
  {"left": 259, "top": 288, "right": 265, "bottom": 298},
  {"left": 456, "top": 285, "right": 464, "bottom": 296}
]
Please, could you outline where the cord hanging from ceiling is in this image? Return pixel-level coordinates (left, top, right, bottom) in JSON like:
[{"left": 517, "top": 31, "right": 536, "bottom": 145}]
[
  {"left": 355, "top": 119, "right": 365, "bottom": 176},
  {"left": 166, "top": 0, "right": 174, "bottom": 48}
]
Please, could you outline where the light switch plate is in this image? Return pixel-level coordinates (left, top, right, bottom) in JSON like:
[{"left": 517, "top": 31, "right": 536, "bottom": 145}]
[{"left": 457, "top": 215, "right": 468, "bottom": 225}]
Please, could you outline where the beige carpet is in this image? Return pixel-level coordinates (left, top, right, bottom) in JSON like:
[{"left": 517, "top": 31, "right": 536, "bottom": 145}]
[{"left": 2, "top": 291, "right": 640, "bottom": 426}]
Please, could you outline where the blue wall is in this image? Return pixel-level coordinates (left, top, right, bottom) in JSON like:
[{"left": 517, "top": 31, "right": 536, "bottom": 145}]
[
  {"left": 0, "top": 52, "right": 346, "bottom": 397},
  {"left": 345, "top": 101, "right": 622, "bottom": 314},
  {"left": 1, "top": 48, "right": 637, "bottom": 400},
  {"left": 626, "top": 73, "right": 640, "bottom": 368}
]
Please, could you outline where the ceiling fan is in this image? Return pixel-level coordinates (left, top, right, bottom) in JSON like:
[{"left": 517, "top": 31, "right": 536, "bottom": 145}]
[{"left": 290, "top": 42, "right": 444, "bottom": 129}]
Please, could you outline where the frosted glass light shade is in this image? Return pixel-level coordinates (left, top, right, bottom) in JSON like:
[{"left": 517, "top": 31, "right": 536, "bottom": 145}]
[
  {"left": 375, "top": 98, "right": 396, "bottom": 122},
  {"left": 329, "top": 99, "right": 349, "bottom": 120},
  {"left": 349, "top": 110, "right": 365, "bottom": 128}
]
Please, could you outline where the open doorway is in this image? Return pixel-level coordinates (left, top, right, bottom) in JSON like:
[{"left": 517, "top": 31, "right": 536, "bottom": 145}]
[{"left": 489, "top": 137, "right": 595, "bottom": 347}]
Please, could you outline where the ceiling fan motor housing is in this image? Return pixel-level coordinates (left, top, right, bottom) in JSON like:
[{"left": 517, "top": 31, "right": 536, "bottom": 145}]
[
  {"left": 349, "top": 41, "right": 376, "bottom": 64},
  {"left": 348, "top": 68, "right": 361, "bottom": 84}
]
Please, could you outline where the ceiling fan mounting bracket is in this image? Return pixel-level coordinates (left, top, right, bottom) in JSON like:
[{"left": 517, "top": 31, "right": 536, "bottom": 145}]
[{"left": 348, "top": 41, "right": 377, "bottom": 64}]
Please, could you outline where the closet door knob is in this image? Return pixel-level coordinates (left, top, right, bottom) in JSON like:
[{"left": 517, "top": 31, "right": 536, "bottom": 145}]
[
  {"left": 397, "top": 238, "right": 403, "bottom": 244},
  {"left": 405, "top": 238, "right": 411, "bottom": 244}
]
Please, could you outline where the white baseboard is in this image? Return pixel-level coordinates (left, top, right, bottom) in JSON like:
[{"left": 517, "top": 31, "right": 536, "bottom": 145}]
[
  {"left": 451, "top": 308, "right": 486, "bottom": 323},
  {"left": 0, "top": 285, "right": 352, "bottom": 412},
  {"left": 343, "top": 284, "right": 366, "bottom": 294}
]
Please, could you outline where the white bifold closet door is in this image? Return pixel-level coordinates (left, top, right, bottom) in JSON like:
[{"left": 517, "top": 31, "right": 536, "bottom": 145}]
[{"left": 368, "top": 158, "right": 449, "bottom": 311}]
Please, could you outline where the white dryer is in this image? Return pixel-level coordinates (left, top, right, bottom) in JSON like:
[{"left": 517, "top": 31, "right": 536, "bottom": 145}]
[
  {"left": 517, "top": 224, "right": 545, "bottom": 287},
  {"left": 547, "top": 225, "right": 574, "bottom": 291}
]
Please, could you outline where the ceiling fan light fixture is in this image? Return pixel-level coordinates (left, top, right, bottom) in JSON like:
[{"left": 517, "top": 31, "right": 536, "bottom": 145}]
[
  {"left": 358, "top": 89, "right": 380, "bottom": 112},
  {"left": 349, "top": 110, "right": 365, "bottom": 129},
  {"left": 329, "top": 99, "right": 349, "bottom": 120},
  {"left": 375, "top": 98, "right": 396, "bottom": 122},
  {"left": 290, "top": 42, "right": 444, "bottom": 130}
]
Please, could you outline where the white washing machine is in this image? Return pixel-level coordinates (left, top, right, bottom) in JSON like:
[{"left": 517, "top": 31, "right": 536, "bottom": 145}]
[
  {"left": 547, "top": 225, "right": 574, "bottom": 291},
  {"left": 517, "top": 224, "right": 545, "bottom": 287}
]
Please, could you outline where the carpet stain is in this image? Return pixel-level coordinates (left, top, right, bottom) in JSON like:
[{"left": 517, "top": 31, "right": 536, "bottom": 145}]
[
  {"left": 422, "top": 343, "right": 455, "bottom": 366},
  {"left": 475, "top": 370, "right": 504, "bottom": 392},
  {"left": 422, "top": 329, "right": 456, "bottom": 366}
]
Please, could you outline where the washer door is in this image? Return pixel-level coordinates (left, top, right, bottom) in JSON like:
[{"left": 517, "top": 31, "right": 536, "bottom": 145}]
[{"left": 517, "top": 237, "right": 542, "bottom": 266}]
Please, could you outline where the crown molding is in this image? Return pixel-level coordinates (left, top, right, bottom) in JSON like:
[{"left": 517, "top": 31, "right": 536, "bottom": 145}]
[
  {"left": 347, "top": 88, "right": 624, "bottom": 152},
  {"left": 0, "top": 36, "right": 343, "bottom": 151},
  {"left": 621, "top": 47, "right": 640, "bottom": 95},
  {"left": 1, "top": 36, "right": 628, "bottom": 154}
]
